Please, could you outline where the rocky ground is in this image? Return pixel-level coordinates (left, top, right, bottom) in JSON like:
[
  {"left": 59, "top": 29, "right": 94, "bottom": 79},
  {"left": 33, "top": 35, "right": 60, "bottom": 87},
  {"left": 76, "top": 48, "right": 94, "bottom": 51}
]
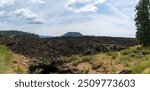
[{"left": 0, "top": 36, "right": 138, "bottom": 74}]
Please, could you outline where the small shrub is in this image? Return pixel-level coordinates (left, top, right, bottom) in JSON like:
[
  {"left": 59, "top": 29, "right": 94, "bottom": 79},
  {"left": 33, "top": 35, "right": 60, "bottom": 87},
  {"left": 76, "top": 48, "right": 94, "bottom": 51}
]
[
  {"left": 81, "top": 68, "right": 89, "bottom": 74},
  {"left": 91, "top": 63, "right": 103, "bottom": 70},
  {"left": 68, "top": 55, "right": 80, "bottom": 62},
  {"left": 15, "top": 65, "right": 26, "bottom": 74},
  {"left": 81, "top": 56, "right": 93, "bottom": 62},
  {"left": 105, "top": 52, "right": 118, "bottom": 59},
  {"left": 111, "top": 52, "right": 118, "bottom": 59}
]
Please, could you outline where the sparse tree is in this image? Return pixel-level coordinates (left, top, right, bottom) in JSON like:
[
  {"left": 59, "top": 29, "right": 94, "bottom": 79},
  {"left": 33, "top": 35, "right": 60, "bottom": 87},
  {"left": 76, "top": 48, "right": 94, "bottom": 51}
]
[{"left": 135, "top": 0, "right": 150, "bottom": 46}]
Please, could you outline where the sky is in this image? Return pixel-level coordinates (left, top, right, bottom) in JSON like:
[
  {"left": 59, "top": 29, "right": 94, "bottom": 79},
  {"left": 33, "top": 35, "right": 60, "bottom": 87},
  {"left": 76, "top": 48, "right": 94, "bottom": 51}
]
[{"left": 0, "top": 0, "right": 139, "bottom": 37}]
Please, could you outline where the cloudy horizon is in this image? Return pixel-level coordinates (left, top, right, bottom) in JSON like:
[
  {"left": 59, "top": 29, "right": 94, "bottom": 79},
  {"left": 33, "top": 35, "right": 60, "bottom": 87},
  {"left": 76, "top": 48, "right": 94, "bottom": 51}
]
[{"left": 0, "top": 0, "right": 139, "bottom": 37}]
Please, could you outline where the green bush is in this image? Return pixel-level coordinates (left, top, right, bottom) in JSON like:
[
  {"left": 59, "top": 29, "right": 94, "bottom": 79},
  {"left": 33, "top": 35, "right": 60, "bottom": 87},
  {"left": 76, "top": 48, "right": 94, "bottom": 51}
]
[
  {"left": 15, "top": 65, "right": 25, "bottom": 74},
  {"left": 81, "top": 69, "right": 89, "bottom": 74},
  {"left": 106, "top": 52, "right": 118, "bottom": 59},
  {"left": 68, "top": 55, "right": 80, "bottom": 62},
  {"left": 81, "top": 56, "right": 93, "bottom": 62}
]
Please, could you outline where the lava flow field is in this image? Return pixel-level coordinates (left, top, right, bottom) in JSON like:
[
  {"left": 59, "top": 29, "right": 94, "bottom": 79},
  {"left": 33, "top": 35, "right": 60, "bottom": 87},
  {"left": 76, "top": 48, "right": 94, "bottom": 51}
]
[{"left": 0, "top": 36, "right": 138, "bottom": 74}]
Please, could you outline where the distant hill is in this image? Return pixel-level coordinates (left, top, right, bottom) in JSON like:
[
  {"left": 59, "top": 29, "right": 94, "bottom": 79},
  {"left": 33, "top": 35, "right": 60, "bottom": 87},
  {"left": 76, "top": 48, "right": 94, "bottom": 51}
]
[
  {"left": 62, "top": 32, "right": 83, "bottom": 37},
  {"left": 0, "top": 30, "right": 39, "bottom": 38},
  {"left": 39, "top": 35, "right": 51, "bottom": 38}
]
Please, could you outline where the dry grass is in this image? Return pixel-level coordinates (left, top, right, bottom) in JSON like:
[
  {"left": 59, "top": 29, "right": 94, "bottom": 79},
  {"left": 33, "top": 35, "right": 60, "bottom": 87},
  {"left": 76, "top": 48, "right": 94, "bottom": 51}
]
[
  {"left": 0, "top": 44, "right": 30, "bottom": 74},
  {"left": 66, "top": 45, "right": 150, "bottom": 74},
  {"left": 10, "top": 53, "right": 30, "bottom": 74}
]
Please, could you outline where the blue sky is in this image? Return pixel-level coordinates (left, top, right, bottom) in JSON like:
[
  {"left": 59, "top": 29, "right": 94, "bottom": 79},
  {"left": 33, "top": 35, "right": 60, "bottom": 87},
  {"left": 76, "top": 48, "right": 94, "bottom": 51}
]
[{"left": 0, "top": 0, "right": 139, "bottom": 37}]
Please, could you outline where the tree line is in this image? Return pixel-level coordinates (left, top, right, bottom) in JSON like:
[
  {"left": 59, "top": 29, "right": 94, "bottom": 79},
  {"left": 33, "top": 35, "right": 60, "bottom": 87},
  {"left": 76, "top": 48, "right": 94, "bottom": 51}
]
[{"left": 0, "top": 30, "right": 39, "bottom": 38}]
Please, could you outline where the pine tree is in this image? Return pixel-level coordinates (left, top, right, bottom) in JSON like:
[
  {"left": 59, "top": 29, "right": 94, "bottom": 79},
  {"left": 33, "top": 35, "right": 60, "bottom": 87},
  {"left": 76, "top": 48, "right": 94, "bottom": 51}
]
[{"left": 135, "top": 0, "right": 150, "bottom": 46}]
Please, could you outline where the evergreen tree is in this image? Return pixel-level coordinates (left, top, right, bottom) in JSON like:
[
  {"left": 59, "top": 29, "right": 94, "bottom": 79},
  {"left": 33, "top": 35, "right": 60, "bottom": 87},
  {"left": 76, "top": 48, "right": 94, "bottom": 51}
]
[{"left": 135, "top": 0, "right": 150, "bottom": 46}]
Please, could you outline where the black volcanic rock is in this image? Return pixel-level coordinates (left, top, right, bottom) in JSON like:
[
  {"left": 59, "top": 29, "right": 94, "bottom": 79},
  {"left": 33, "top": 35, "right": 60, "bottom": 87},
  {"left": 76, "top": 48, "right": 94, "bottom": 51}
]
[
  {"left": 62, "top": 32, "right": 83, "bottom": 37},
  {"left": 0, "top": 36, "right": 138, "bottom": 74}
]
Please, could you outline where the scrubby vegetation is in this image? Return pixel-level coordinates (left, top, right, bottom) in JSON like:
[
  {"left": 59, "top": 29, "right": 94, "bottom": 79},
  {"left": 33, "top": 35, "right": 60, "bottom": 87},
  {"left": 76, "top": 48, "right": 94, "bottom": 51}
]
[
  {"left": 129, "top": 47, "right": 150, "bottom": 74},
  {"left": 0, "top": 45, "right": 29, "bottom": 74},
  {"left": 54, "top": 45, "right": 150, "bottom": 74}
]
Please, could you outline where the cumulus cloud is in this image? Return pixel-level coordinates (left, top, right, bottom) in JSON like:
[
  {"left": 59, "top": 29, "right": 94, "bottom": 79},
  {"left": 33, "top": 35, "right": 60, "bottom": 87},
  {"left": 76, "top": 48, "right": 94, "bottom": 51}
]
[
  {"left": 27, "top": 0, "right": 45, "bottom": 4},
  {"left": 65, "top": 0, "right": 106, "bottom": 13},
  {"left": 13, "top": 8, "right": 43, "bottom": 24},
  {"left": 0, "top": 0, "right": 139, "bottom": 37},
  {"left": 0, "top": 10, "right": 5, "bottom": 17},
  {"left": 0, "top": 0, "right": 15, "bottom": 7}
]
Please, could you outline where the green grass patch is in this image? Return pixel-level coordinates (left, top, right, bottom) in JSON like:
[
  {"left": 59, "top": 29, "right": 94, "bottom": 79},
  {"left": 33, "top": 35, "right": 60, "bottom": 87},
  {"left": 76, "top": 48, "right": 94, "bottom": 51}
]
[
  {"left": 0, "top": 45, "right": 12, "bottom": 73},
  {"left": 56, "top": 45, "right": 150, "bottom": 74},
  {"left": 120, "top": 46, "right": 138, "bottom": 55},
  {"left": 130, "top": 59, "right": 150, "bottom": 74},
  {"left": 71, "top": 55, "right": 94, "bottom": 66}
]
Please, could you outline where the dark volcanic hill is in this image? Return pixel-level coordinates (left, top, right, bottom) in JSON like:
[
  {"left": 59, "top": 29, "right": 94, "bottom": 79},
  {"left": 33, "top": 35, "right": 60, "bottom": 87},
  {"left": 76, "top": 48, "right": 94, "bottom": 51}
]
[
  {"left": 39, "top": 35, "right": 51, "bottom": 38},
  {"left": 62, "top": 32, "right": 83, "bottom": 37}
]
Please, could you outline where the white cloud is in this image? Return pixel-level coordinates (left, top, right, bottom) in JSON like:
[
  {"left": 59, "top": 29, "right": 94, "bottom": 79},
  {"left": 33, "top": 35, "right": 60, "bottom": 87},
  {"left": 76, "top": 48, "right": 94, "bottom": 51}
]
[
  {"left": 0, "top": 10, "right": 5, "bottom": 16},
  {"left": 65, "top": 0, "right": 106, "bottom": 13},
  {"left": 0, "top": 0, "right": 139, "bottom": 37},
  {"left": 27, "top": 0, "right": 45, "bottom": 4},
  {"left": 13, "top": 8, "right": 43, "bottom": 24},
  {"left": 0, "top": 0, "right": 15, "bottom": 7}
]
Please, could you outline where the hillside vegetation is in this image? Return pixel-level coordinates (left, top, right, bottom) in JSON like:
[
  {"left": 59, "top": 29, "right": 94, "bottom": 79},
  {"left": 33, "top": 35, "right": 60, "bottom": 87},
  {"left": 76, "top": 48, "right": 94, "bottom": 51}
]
[
  {"left": 0, "top": 45, "right": 29, "bottom": 74},
  {"left": 0, "top": 30, "right": 39, "bottom": 38},
  {"left": 61, "top": 45, "right": 150, "bottom": 74}
]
